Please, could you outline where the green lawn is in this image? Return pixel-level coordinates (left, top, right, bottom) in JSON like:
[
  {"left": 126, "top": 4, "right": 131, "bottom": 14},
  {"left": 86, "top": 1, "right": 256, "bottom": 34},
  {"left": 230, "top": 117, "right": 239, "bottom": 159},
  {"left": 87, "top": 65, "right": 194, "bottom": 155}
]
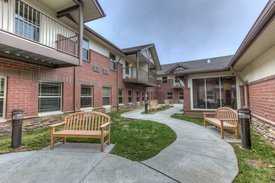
[
  {"left": 171, "top": 113, "right": 275, "bottom": 183},
  {"left": 0, "top": 111, "right": 176, "bottom": 161},
  {"left": 141, "top": 106, "right": 170, "bottom": 114}
]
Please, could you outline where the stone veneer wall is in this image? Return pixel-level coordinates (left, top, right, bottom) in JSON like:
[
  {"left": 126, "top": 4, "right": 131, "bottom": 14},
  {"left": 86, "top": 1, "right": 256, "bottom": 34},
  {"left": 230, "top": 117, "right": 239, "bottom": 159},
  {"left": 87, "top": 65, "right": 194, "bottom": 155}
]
[{"left": 251, "top": 116, "right": 275, "bottom": 144}]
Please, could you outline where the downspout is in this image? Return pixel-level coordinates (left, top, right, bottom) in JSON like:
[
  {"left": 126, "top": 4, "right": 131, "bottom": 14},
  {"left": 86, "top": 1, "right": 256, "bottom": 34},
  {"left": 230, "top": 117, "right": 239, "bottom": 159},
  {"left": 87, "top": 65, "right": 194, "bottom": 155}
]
[
  {"left": 116, "top": 53, "right": 123, "bottom": 111},
  {"left": 73, "top": 0, "right": 84, "bottom": 112},
  {"left": 230, "top": 66, "right": 249, "bottom": 107}
]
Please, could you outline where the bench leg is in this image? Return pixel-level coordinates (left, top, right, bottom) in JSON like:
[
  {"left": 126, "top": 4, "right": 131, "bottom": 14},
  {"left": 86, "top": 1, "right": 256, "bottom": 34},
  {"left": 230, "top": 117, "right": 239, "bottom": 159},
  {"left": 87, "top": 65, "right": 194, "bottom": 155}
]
[
  {"left": 108, "top": 133, "right": 110, "bottom": 145},
  {"left": 51, "top": 135, "right": 55, "bottom": 149},
  {"left": 63, "top": 137, "right": 66, "bottom": 144},
  {"left": 221, "top": 128, "right": 224, "bottom": 139},
  {"left": 235, "top": 127, "right": 240, "bottom": 139},
  {"left": 100, "top": 135, "right": 104, "bottom": 152}
]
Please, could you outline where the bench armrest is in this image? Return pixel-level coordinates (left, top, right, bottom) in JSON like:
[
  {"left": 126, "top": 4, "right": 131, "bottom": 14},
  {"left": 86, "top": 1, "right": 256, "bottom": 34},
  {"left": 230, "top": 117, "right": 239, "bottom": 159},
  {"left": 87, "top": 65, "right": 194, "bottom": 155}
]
[
  {"left": 203, "top": 112, "right": 216, "bottom": 118},
  {"left": 100, "top": 122, "right": 111, "bottom": 129},
  {"left": 50, "top": 122, "right": 65, "bottom": 128}
]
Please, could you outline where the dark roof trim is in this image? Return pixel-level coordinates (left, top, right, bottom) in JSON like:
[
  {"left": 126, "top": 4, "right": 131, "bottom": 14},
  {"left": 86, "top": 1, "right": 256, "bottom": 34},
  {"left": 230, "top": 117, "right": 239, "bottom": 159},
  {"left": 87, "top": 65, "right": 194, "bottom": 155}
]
[
  {"left": 165, "top": 63, "right": 188, "bottom": 74},
  {"left": 230, "top": 0, "right": 275, "bottom": 66},
  {"left": 122, "top": 44, "right": 153, "bottom": 55}
]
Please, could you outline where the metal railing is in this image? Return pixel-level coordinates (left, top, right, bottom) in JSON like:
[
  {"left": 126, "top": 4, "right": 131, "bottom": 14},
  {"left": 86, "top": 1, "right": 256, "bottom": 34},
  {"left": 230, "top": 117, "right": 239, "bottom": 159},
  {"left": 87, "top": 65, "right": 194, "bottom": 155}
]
[
  {"left": 124, "top": 67, "right": 156, "bottom": 85},
  {"left": 0, "top": 0, "right": 79, "bottom": 57}
]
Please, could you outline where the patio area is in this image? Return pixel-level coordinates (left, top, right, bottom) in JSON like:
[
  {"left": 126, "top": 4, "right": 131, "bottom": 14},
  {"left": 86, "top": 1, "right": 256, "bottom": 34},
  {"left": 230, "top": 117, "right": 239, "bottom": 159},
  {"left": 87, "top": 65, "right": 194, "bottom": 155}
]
[{"left": 0, "top": 106, "right": 238, "bottom": 183}]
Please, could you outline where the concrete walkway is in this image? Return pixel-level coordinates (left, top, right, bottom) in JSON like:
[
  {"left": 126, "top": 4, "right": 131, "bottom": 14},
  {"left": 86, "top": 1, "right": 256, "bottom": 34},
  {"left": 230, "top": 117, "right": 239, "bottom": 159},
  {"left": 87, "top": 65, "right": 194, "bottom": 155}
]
[{"left": 0, "top": 106, "right": 238, "bottom": 183}]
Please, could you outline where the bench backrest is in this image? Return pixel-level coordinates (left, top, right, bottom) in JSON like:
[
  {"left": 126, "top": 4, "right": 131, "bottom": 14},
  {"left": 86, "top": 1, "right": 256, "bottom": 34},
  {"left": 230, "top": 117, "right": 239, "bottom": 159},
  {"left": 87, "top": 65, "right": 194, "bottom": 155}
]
[
  {"left": 216, "top": 107, "right": 238, "bottom": 126},
  {"left": 64, "top": 111, "right": 110, "bottom": 131},
  {"left": 149, "top": 100, "right": 158, "bottom": 109}
]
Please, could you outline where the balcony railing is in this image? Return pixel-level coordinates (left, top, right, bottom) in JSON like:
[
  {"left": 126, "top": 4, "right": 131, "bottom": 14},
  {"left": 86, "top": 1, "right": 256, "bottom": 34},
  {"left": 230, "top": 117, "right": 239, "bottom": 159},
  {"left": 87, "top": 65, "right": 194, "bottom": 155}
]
[
  {"left": 0, "top": 0, "right": 79, "bottom": 57},
  {"left": 123, "top": 67, "right": 156, "bottom": 85}
]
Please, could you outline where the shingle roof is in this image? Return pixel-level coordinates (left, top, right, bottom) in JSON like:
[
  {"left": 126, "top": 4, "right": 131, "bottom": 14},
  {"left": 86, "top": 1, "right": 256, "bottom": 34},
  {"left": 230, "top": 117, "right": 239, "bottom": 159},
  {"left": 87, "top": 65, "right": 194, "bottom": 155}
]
[
  {"left": 122, "top": 44, "right": 153, "bottom": 55},
  {"left": 157, "top": 55, "right": 233, "bottom": 75}
]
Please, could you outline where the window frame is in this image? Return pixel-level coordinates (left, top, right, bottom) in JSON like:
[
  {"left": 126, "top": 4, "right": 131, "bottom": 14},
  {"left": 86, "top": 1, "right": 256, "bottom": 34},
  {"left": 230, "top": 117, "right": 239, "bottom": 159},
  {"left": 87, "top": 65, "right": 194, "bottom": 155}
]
[
  {"left": 109, "top": 53, "right": 116, "bottom": 70},
  {"left": 179, "top": 91, "right": 184, "bottom": 100},
  {"left": 83, "top": 38, "right": 89, "bottom": 61},
  {"left": 118, "top": 89, "right": 124, "bottom": 104},
  {"left": 136, "top": 91, "right": 140, "bottom": 102},
  {"left": 0, "top": 77, "right": 7, "bottom": 120},
  {"left": 102, "top": 87, "right": 111, "bottom": 106},
  {"left": 80, "top": 85, "right": 93, "bottom": 109},
  {"left": 167, "top": 92, "right": 173, "bottom": 100},
  {"left": 128, "top": 90, "right": 132, "bottom": 103},
  {"left": 38, "top": 82, "right": 62, "bottom": 113},
  {"left": 162, "top": 76, "right": 168, "bottom": 83}
]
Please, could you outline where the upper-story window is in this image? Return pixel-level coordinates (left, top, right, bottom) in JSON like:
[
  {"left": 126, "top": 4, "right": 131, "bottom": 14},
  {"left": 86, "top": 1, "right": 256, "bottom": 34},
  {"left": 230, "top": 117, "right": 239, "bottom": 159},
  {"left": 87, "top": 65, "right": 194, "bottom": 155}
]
[
  {"left": 83, "top": 38, "right": 89, "bottom": 61},
  {"left": 109, "top": 53, "right": 116, "bottom": 70},
  {"left": 162, "top": 77, "right": 168, "bottom": 83},
  {"left": 15, "top": 0, "right": 40, "bottom": 42}
]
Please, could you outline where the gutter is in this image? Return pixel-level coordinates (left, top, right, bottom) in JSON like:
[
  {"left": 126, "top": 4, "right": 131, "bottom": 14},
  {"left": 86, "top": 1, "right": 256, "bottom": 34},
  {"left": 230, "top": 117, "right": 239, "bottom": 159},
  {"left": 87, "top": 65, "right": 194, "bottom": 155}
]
[{"left": 116, "top": 52, "right": 124, "bottom": 112}]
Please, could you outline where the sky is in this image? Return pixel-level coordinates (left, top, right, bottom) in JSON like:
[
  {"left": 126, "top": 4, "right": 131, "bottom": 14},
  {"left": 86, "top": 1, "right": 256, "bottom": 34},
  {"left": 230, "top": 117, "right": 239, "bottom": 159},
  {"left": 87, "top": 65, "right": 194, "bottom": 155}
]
[{"left": 87, "top": 0, "right": 269, "bottom": 64}]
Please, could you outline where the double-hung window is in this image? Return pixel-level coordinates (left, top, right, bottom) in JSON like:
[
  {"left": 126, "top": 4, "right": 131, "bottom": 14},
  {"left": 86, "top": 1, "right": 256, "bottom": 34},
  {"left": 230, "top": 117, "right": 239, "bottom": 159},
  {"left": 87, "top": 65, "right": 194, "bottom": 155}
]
[
  {"left": 83, "top": 38, "right": 89, "bottom": 61},
  {"left": 162, "top": 77, "right": 168, "bottom": 83},
  {"left": 179, "top": 91, "right": 184, "bottom": 100},
  {"left": 0, "top": 77, "right": 6, "bottom": 119},
  {"left": 103, "top": 88, "right": 111, "bottom": 106},
  {"left": 136, "top": 91, "right": 140, "bottom": 102},
  {"left": 119, "top": 89, "right": 123, "bottom": 104},
  {"left": 128, "top": 90, "right": 132, "bottom": 103},
  {"left": 167, "top": 92, "right": 173, "bottom": 99},
  {"left": 38, "top": 82, "right": 62, "bottom": 113},
  {"left": 109, "top": 53, "right": 116, "bottom": 70},
  {"left": 81, "top": 85, "right": 93, "bottom": 108},
  {"left": 142, "top": 92, "right": 145, "bottom": 101},
  {"left": 15, "top": 0, "right": 40, "bottom": 42}
]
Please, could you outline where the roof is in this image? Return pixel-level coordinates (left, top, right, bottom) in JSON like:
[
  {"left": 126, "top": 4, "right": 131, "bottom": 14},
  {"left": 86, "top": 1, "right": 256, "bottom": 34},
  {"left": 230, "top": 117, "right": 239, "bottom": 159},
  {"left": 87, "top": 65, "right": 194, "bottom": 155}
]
[
  {"left": 122, "top": 44, "right": 153, "bottom": 55},
  {"left": 230, "top": 0, "right": 275, "bottom": 67},
  {"left": 157, "top": 55, "right": 233, "bottom": 76}
]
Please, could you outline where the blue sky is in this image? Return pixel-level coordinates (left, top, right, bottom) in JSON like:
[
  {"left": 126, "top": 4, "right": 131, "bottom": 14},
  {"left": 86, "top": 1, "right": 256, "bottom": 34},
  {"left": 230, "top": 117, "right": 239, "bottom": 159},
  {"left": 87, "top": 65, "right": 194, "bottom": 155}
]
[{"left": 87, "top": 0, "right": 268, "bottom": 64}]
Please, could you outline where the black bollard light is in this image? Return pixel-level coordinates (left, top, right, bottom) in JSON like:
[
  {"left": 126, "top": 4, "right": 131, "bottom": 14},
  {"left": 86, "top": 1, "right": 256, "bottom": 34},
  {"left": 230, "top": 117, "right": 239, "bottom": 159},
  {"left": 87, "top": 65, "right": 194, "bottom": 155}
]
[{"left": 238, "top": 107, "right": 252, "bottom": 150}]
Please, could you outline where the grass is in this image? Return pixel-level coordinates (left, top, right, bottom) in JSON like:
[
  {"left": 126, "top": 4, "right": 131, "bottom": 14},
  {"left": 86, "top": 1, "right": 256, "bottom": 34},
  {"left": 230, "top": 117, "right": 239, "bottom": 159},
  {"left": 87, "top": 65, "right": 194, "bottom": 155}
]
[
  {"left": 0, "top": 111, "right": 176, "bottom": 161},
  {"left": 171, "top": 113, "right": 275, "bottom": 183},
  {"left": 141, "top": 106, "right": 170, "bottom": 114}
]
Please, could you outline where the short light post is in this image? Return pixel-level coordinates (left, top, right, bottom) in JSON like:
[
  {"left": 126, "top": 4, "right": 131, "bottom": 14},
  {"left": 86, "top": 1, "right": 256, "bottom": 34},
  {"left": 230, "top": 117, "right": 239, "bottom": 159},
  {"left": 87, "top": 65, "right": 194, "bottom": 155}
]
[
  {"left": 238, "top": 107, "right": 252, "bottom": 150},
  {"left": 144, "top": 94, "right": 148, "bottom": 113}
]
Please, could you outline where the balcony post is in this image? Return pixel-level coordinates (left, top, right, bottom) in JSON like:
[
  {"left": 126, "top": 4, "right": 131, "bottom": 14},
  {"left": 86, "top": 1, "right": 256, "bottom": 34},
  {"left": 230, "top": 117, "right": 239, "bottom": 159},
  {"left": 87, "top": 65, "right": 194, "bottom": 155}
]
[
  {"left": 78, "top": 0, "right": 84, "bottom": 65},
  {"left": 136, "top": 54, "right": 139, "bottom": 82}
]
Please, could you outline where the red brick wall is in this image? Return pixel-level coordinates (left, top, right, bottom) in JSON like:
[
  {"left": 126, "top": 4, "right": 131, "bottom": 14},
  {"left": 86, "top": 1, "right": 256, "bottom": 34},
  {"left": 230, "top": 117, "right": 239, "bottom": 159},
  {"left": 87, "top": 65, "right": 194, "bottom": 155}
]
[
  {"left": 249, "top": 78, "right": 275, "bottom": 122},
  {"left": 156, "top": 78, "right": 182, "bottom": 103},
  {"left": 183, "top": 87, "right": 190, "bottom": 111}
]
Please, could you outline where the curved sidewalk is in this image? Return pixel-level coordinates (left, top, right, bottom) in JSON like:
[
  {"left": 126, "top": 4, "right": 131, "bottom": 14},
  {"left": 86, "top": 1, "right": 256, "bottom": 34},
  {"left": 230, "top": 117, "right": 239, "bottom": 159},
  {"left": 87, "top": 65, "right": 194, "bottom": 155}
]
[
  {"left": 0, "top": 106, "right": 238, "bottom": 183},
  {"left": 122, "top": 105, "right": 238, "bottom": 183}
]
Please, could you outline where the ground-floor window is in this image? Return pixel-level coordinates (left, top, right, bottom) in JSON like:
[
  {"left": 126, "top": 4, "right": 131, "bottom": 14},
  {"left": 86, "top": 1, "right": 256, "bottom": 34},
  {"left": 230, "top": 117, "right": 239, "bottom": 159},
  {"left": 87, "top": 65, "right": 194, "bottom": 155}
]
[
  {"left": 0, "top": 77, "right": 6, "bottom": 118},
  {"left": 81, "top": 85, "right": 93, "bottom": 108},
  {"left": 136, "top": 91, "right": 140, "bottom": 102},
  {"left": 128, "top": 90, "right": 132, "bottom": 103},
  {"left": 38, "top": 82, "right": 62, "bottom": 113},
  {"left": 167, "top": 92, "right": 173, "bottom": 99},
  {"left": 119, "top": 89, "right": 123, "bottom": 104},
  {"left": 192, "top": 76, "right": 237, "bottom": 109},
  {"left": 179, "top": 91, "right": 184, "bottom": 100},
  {"left": 103, "top": 87, "right": 111, "bottom": 106}
]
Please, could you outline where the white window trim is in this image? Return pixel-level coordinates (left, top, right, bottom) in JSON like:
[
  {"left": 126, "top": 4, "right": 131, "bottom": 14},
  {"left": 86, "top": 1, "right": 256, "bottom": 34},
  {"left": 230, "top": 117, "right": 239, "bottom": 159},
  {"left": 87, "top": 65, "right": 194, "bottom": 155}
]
[
  {"left": 0, "top": 76, "right": 7, "bottom": 121},
  {"left": 118, "top": 89, "right": 124, "bottom": 104},
  {"left": 80, "top": 85, "right": 93, "bottom": 109},
  {"left": 38, "top": 82, "right": 62, "bottom": 114},
  {"left": 103, "top": 88, "right": 111, "bottom": 106}
]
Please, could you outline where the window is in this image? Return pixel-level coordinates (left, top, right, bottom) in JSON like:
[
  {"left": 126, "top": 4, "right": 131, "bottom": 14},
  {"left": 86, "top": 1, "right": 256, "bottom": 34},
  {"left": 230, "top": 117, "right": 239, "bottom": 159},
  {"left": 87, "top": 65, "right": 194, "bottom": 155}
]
[
  {"left": 83, "top": 38, "right": 89, "bottom": 61},
  {"left": 81, "top": 85, "right": 93, "bottom": 108},
  {"left": 109, "top": 53, "right": 116, "bottom": 70},
  {"left": 179, "top": 91, "right": 184, "bottom": 100},
  {"left": 167, "top": 92, "right": 173, "bottom": 99},
  {"left": 125, "top": 61, "right": 129, "bottom": 75},
  {"left": 0, "top": 77, "right": 6, "bottom": 119},
  {"left": 162, "top": 77, "right": 168, "bottom": 83},
  {"left": 39, "top": 82, "right": 61, "bottom": 113},
  {"left": 128, "top": 90, "right": 132, "bottom": 103},
  {"left": 103, "top": 88, "right": 111, "bottom": 106},
  {"left": 119, "top": 89, "right": 123, "bottom": 104},
  {"left": 136, "top": 91, "right": 140, "bottom": 102},
  {"left": 192, "top": 76, "right": 237, "bottom": 109},
  {"left": 93, "top": 65, "right": 100, "bottom": 73},
  {"left": 103, "top": 68, "right": 109, "bottom": 75},
  {"left": 142, "top": 92, "right": 145, "bottom": 101},
  {"left": 15, "top": 0, "right": 40, "bottom": 41}
]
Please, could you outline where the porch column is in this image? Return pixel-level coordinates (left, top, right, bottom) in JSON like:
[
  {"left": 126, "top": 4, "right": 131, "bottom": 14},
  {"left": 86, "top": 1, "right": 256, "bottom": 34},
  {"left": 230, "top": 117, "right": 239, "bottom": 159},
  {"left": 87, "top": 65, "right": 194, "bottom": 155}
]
[{"left": 183, "top": 87, "right": 191, "bottom": 113}]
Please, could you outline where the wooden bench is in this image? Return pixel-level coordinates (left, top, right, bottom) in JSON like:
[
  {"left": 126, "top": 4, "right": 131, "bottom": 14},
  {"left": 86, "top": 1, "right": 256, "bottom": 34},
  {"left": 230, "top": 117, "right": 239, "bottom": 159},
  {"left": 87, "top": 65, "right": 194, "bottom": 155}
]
[
  {"left": 50, "top": 111, "right": 111, "bottom": 152},
  {"left": 164, "top": 99, "right": 173, "bottom": 107},
  {"left": 203, "top": 107, "right": 239, "bottom": 139},
  {"left": 149, "top": 100, "right": 160, "bottom": 111}
]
